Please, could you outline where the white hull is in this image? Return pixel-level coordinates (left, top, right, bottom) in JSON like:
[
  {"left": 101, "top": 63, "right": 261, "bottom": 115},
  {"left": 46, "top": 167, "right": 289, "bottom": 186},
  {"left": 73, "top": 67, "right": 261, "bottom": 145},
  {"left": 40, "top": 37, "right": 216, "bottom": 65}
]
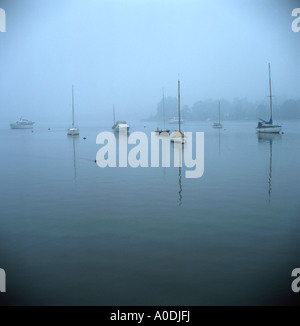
[
  {"left": 170, "top": 130, "right": 186, "bottom": 144},
  {"left": 10, "top": 118, "right": 34, "bottom": 129},
  {"left": 67, "top": 127, "right": 80, "bottom": 136},
  {"left": 169, "top": 119, "right": 184, "bottom": 125},
  {"left": 256, "top": 126, "right": 281, "bottom": 134},
  {"left": 10, "top": 124, "right": 33, "bottom": 129},
  {"left": 114, "top": 126, "right": 130, "bottom": 132},
  {"left": 113, "top": 122, "right": 130, "bottom": 133}
]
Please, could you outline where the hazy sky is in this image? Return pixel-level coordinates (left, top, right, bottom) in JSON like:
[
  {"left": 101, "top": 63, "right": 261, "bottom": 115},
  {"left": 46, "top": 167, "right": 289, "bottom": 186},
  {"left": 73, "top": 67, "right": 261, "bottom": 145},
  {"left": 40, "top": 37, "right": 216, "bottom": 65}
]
[{"left": 0, "top": 0, "right": 299, "bottom": 123}]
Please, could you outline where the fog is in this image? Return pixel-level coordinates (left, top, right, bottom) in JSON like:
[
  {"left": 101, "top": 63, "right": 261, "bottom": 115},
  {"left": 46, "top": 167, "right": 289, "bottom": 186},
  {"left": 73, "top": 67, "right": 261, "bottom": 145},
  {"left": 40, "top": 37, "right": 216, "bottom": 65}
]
[{"left": 0, "top": 0, "right": 299, "bottom": 124}]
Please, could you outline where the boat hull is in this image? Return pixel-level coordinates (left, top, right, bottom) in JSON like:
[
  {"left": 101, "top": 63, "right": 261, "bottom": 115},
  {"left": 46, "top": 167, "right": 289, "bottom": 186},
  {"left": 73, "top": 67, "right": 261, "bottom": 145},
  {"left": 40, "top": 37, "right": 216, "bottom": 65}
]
[
  {"left": 256, "top": 126, "right": 281, "bottom": 134},
  {"left": 169, "top": 120, "right": 184, "bottom": 125},
  {"left": 171, "top": 137, "right": 186, "bottom": 144},
  {"left": 10, "top": 124, "right": 33, "bottom": 129},
  {"left": 170, "top": 130, "right": 186, "bottom": 144},
  {"left": 67, "top": 128, "right": 80, "bottom": 136}
]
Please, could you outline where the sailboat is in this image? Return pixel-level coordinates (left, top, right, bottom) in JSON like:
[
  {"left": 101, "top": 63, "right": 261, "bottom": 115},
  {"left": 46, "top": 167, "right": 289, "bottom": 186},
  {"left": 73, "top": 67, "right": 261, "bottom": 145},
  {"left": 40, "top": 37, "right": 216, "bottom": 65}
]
[
  {"left": 256, "top": 64, "right": 282, "bottom": 134},
  {"left": 213, "top": 101, "right": 223, "bottom": 128},
  {"left": 170, "top": 78, "right": 186, "bottom": 144},
  {"left": 156, "top": 88, "right": 170, "bottom": 135},
  {"left": 112, "top": 105, "right": 130, "bottom": 133},
  {"left": 67, "top": 85, "right": 80, "bottom": 136}
]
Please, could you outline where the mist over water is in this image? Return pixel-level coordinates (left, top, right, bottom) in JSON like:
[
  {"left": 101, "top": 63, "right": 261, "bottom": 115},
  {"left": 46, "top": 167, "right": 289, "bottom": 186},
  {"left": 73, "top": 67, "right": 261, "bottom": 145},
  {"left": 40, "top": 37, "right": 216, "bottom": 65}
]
[{"left": 0, "top": 0, "right": 299, "bottom": 123}]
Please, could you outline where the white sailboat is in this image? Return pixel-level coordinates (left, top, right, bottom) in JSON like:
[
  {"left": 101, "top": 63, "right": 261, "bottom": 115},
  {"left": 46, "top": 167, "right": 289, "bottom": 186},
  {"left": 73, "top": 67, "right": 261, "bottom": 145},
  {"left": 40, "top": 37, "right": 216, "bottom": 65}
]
[
  {"left": 156, "top": 88, "right": 170, "bottom": 135},
  {"left": 256, "top": 64, "right": 282, "bottom": 134},
  {"left": 67, "top": 85, "right": 80, "bottom": 136},
  {"left": 213, "top": 101, "right": 223, "bottom": 128},
  {"left": 170, "top": 78, "right": 186, "bottom": 144},
  {"left": 112, "top": 105, "right": 130, "bottom": 133}
]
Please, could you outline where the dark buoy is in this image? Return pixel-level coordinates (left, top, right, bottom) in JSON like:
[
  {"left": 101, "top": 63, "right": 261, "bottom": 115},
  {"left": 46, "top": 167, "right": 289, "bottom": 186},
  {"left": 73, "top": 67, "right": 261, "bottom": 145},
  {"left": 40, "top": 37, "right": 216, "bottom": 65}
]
[
  {"left": 83, "top": 137, "right": 87, "bottom": 140},
  {"left": 94, "top": 160, "right": 97, "bottom": 163}
]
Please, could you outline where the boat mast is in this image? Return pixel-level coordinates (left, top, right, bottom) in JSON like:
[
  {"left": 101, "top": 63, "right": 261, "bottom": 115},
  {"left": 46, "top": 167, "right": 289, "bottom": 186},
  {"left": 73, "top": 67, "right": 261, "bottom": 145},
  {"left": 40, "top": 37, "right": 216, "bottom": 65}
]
[
  {"left": 113, "top": 105, "right": 116, "bottom": 125},
  {"left": 268, "top": 63, "right": 273, "bottom": 123},
  {"left": 72, "top": 85, "right": 75, "bottom": 128},
  {"left": 162, "top": 88, "right": 165, "bottom": 129},
  {"left": 218, "top": 101, "right": 221, "bottom": 125},
  {"left": 178, "top": 78, "right": 181, "bottom": 133}
]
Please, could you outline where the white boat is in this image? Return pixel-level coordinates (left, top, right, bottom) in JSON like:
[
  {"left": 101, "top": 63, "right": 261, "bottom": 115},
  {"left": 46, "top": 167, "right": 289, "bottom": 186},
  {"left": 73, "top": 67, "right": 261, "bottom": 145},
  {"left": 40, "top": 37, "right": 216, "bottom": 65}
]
[
  {"left": 112, "top": 106, "right": 130, "bottom": 132},
  {"left": 256, "top": 64, "right": 282, "bottom": 134},
  {"left": 213, "top": 102, "right": 223, "bottom": 128},
  {"left": 67, "top": 85, "right": 80, "bottom": 136},
  {"left": 10, "top": 118, "right": 34, "bottom": 129},
  {"left": 170, "top": 78, "right": 186, "bottom": 144},
  {"left": 156, "top": 88, "right": 170, "bottom": 135},
  {"left": 112, "top": 121, "right": 130, "bottom": 132},
  {"left": 168, "top": 117, "right": 184, "bottom": 125}
]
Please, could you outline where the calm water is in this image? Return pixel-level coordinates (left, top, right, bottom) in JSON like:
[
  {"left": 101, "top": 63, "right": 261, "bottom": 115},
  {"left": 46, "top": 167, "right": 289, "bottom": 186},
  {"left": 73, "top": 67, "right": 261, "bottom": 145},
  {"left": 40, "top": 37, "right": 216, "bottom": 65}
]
[{"left": 0, "top": 120, "right": 299, "bottom": 306}]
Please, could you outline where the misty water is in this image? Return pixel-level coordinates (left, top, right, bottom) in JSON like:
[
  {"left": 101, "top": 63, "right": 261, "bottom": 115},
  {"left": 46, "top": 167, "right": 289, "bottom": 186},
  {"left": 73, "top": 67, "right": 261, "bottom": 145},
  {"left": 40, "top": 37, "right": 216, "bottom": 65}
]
[{"left": 0, "top": 120, "right": 299, "bottom": 305}]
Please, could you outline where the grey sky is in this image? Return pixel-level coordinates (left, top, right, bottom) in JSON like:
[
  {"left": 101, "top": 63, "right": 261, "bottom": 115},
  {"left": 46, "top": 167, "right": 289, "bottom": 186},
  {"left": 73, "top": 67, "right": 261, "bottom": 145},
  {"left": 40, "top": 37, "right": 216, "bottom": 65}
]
[{"left": 0, "top": 0, "right": 299, "bottom": 123}]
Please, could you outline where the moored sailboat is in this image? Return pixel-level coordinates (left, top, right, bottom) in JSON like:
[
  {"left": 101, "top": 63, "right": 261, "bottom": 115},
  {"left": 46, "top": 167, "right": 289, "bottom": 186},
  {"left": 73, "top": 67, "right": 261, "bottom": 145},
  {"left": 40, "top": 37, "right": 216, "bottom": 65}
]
[
  {"left": 170, "top": 78, "right": 186, "bottom": 144},
  {"left": 213, "top": 101, "right": 223, "bottom": 128},
  {"left": 256, "top": 64, "right": 282, "bottom": 134},
  {"left": 156, "top": 88, "right": 170, "bottom": 135},
  {"left": 112, "top": 105, "right": 130, "bottom": 133},
  {"left": 67, "top": 85, "right": 80, "bottom": 136}
]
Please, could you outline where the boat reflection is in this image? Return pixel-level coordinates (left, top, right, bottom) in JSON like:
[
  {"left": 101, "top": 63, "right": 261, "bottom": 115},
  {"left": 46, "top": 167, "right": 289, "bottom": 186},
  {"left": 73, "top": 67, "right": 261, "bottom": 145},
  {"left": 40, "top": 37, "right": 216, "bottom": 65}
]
[
  {"left": 68, "top": 136, "right": 78, "bottom": 182},
  {"left": 173, "top": 141, "right": 183, "bottom": 207},
  {"left": 257, "top": 133, "right": 281, "bottom": 202},
  {"left": 178, "top": 166, "right": 183, "bottom": 207}
]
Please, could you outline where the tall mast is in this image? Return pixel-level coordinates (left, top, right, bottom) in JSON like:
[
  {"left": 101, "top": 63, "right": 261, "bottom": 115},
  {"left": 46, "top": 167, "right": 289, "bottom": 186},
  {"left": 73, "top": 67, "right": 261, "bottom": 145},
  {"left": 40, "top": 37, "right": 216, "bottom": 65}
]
[
  {"left": 268, "top": 63, "right": 273, "bottom": 122},
  {"left": 178, "top": 78, "right": 181, "bottom": 133},
  {"left": 218, "top": 101, "right": 221, "bottom": 125},
  {"left": 162, "top": 88, "right": 165, "bottom": 129},
  {"left": 72, "top": 85, "right": 75, "bottom": 128},
  {"left": 113, "top": 105, "right": 116, "bottom": 125}
]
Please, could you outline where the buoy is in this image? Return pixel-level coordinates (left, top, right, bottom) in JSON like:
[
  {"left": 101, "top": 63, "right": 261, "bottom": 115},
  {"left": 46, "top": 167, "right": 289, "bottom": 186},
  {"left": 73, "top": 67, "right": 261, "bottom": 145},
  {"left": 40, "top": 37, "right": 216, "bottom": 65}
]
[{"left": 83, "top": 137, "right": 87, "bottom": 140}]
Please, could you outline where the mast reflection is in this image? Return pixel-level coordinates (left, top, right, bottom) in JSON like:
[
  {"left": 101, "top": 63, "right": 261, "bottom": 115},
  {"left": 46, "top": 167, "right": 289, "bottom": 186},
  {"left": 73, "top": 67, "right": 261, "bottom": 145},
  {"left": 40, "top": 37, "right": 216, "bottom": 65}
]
[{"left": 258, "top": 133, "right": 281, "bottom": 202}]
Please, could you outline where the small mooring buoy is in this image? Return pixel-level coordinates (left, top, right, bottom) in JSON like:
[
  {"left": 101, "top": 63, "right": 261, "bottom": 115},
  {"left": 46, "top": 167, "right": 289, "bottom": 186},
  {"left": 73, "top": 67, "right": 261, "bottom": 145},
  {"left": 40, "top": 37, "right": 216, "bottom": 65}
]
[{"left": 83, "top": 137, "right": 87, "bottom": 140}]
